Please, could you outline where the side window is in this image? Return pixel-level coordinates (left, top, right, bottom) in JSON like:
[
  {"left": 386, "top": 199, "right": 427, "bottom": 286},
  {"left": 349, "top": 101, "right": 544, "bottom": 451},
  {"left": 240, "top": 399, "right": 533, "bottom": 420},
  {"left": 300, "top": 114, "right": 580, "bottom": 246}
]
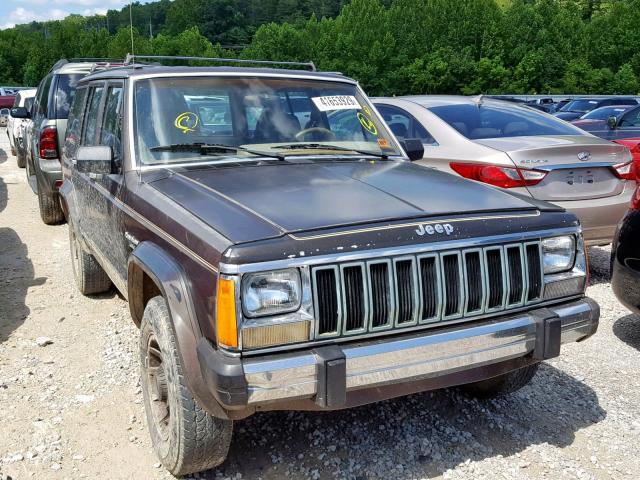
[
  {"left": 100, "top": 85, "right": 124, "bottom": 160},
  {"left": 620, "top": 108, "right": 640, "bottom": 127},
  {"left": 34, "top": 75, "right": 52, "bottom": 119},
  {"left": 82, "top": 86, "right": 105, "bottom": 146},
  {"left": 376, "top": 104, "right": 437, "bottom": 144},
  {"left": 64, "top": 87, "right": 88, "bottom": 155}
]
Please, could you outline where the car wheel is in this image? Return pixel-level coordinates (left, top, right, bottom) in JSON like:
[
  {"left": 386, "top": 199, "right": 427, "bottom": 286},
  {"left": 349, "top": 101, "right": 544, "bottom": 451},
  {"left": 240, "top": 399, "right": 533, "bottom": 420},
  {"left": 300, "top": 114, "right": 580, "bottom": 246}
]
[
  {"left": 37, "top": 186, "right": 65, "bottom": 225},
  {"left": 140, "top": 296, "right": 233, "bottom": 476},
  {"left": 16, "top": 149, "right": 26, "bottom": 168},
  {"left": 69, "top": 225, "right": 112, "bottom": 295},
  {"left": 461, "top": 363, "right": 539, "bottom": 399}
]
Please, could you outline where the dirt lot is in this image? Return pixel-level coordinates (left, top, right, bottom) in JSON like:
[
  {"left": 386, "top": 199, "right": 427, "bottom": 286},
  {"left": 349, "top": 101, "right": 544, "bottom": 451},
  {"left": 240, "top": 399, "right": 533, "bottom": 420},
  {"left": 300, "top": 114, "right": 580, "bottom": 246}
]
[{"left": 1, "top": 129, "right": 640, "bottom": 480}]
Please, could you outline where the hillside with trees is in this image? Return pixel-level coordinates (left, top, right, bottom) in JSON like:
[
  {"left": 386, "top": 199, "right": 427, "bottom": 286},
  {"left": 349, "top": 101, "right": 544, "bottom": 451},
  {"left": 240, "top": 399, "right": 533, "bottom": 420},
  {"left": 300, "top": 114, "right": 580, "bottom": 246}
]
[{"left": 0, "top": 0, "right": 639, "bottom": 96}]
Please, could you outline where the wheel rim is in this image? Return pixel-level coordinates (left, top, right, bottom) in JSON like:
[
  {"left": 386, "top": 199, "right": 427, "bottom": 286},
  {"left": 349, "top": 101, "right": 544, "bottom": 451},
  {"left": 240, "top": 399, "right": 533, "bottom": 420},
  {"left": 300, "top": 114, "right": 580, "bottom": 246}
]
[{"left": 145, "top": 335, "right": 171, "bottom": 441}]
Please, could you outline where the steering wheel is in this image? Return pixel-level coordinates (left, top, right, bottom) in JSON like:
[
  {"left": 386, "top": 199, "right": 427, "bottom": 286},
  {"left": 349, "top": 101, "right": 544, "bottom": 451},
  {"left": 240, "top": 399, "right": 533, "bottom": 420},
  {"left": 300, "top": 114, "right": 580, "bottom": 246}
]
[{"left": 295, "top": 127, "right": 337, "bottom": 142}]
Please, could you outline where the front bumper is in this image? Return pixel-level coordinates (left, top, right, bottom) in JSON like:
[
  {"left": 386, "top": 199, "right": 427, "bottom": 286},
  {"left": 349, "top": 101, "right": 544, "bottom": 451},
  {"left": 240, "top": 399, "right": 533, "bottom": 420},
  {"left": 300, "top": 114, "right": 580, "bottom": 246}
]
[{"left": 198, "top": 297, "right": 599, "bottom": 414}]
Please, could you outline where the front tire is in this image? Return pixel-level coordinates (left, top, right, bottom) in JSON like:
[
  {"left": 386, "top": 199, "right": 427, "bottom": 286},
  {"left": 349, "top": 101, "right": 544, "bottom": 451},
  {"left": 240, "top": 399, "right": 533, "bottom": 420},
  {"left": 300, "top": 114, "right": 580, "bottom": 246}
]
[
  {"left": 69, "top": 226, "right": 112, "bottom": 295},
  {"left": 140, "top": 297, "right": 233, "bottom": 476},
  {"left": 461, "top": 364, "right": 540, "bottom": 399}
]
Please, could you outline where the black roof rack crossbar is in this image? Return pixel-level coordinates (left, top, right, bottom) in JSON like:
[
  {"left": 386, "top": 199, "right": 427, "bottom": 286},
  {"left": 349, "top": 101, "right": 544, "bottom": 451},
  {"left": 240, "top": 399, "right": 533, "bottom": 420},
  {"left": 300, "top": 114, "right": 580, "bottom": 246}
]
[{"left": 124, "top": 54, "right": 316, "bottom": 71}]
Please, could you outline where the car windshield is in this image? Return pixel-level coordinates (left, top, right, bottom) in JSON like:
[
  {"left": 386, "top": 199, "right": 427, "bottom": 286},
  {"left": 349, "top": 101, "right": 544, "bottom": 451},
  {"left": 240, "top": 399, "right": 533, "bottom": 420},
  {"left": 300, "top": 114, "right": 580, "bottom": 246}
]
[
  {"left": 133, "top": 76, "right": 402, "bottom": 165},
  {"left": 55, "top": 73, "right": 83, "bottom": 119},
  {"left": 559, "top": 99, "right": 599, "bottom": 113},
  {"left": 580, "top": 106, "right": 633, "bottom": 120},
  {"left": 427, "top": 102, "right": 583, "bottom": 140}
]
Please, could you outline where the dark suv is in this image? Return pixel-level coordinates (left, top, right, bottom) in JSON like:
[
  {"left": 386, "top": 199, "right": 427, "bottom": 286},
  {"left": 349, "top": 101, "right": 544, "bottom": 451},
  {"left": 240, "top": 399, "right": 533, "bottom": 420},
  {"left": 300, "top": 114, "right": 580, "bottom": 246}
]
[
  {"left": 60, "top": 57, "right": 599, "bottom": 476},
  {"left": 11, "top": 59, "right": 122, "bottom": 224}
]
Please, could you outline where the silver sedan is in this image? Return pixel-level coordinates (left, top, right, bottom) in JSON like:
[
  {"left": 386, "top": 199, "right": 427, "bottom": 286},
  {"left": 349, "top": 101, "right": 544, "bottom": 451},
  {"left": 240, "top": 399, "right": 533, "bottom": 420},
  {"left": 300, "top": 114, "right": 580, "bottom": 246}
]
[{"left": 373, "top": 95, "right": 636, "bottom": 246}]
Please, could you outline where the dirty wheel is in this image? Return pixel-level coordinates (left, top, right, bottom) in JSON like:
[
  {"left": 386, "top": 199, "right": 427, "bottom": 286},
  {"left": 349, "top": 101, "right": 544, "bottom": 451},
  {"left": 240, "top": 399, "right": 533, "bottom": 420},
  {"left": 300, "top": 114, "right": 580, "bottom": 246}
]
[
  {"left": 69, "top": 225, "right": 112, "bottom": 295},
  {"left": 461, "top": 363, "right": 540, "bottom": 399},
  {"left": 140, "top": 297, "right": 233, "bottom": 476},
  {"left": 16, "top": 149, "right": 26, "bottom": 168},
  {"left": 37, "top": 186, "right": 64, "bottom": 225}
]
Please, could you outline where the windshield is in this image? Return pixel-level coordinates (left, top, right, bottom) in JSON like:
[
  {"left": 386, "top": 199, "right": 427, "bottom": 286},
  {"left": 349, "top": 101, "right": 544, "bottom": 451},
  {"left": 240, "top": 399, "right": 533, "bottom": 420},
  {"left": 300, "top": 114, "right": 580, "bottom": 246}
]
[
  {"left": 55, "top": 73, "right": 83, "bottom": 119},
  {"left": 427, "top": 102, "right": 584, "bottom": 140},
  {"left": 133, "top": 77, "right": 402, "bottom": 165},
  {"left": 580, "top": 106, "right": 633, "bottom": 120},
  {"left": 560, "top": 99, "right": 599, "bottom": 113}
]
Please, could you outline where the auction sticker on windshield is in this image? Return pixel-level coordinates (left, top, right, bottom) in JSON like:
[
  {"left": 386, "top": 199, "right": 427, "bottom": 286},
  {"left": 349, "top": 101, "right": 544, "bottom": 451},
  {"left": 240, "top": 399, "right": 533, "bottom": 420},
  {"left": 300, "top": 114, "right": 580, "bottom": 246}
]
[{"left": 312, "top": 95, "right": 361, "bottom": 112}]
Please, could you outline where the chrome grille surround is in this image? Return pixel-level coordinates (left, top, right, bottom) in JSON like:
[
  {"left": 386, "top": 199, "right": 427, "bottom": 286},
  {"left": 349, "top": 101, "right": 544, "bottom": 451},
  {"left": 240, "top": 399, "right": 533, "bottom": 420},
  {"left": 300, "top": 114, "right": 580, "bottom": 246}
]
[
  {"left": 311, "top": 240, "right": 545, "bottom": 339},
  {"left": 220, "top": 227, "right": 587, "bottom": 353}
]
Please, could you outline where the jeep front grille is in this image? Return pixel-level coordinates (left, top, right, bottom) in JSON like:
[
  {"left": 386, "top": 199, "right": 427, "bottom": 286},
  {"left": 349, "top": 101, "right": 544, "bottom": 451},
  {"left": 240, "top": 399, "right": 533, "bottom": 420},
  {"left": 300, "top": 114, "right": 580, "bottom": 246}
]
[{"left": 311, "top": 241, "right": 543, "bottom": 338}]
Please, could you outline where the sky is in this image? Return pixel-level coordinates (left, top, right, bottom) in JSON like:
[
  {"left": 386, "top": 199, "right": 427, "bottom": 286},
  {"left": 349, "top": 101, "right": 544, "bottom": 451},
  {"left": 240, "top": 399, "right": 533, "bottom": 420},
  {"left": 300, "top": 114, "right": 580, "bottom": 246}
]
[{"left": 0, "top": 0, "right": 151, "bottom": 30}]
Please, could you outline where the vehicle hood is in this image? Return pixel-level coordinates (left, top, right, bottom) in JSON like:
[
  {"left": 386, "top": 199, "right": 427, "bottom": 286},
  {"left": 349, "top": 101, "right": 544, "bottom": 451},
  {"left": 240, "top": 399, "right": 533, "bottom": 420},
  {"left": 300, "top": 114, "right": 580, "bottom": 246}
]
[
  {"left": 147, "top": 160, "right": 546, "bottom": 244},
  {"left": 554, "top": 112, "right": 582, "bottom": 121}
]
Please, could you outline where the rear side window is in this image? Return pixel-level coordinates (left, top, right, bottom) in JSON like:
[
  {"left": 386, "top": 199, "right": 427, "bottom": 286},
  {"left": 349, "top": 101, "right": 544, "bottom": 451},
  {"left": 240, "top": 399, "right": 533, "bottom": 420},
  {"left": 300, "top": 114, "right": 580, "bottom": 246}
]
[
  {"left": 428, "top": 103, "right": 584, "bottom": 140},
  {"left": 35, "top": 75, "right": 53, "bottom": 118},
  {"left": 55, "top": 74, "right": 83, "bottom": 119},
  {"left": 82, "top": 86, "right": 105, "bottom": 145},
  {"left": 377, "top": 104, "right": 437, "bottom": 144},
  {"left": 100, "top": 85, "right": 124, "bottom": 160},
  {"left": 66, "top": 88, "right": 88, "bottom": 146}
]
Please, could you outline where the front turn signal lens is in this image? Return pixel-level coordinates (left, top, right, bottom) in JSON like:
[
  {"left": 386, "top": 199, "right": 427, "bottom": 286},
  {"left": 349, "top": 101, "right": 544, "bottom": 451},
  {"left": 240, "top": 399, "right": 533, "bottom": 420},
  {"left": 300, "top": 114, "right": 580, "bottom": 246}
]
[{"left": 216, "top": 277, "right": 238, "bottom": 348}]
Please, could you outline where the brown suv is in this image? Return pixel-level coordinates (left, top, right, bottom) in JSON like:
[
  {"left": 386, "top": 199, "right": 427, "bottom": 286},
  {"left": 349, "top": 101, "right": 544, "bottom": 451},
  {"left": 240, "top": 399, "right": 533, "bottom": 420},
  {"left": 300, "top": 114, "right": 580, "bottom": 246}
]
[{"left": 60, "top": 57, "right": 599, "bottom": 476}]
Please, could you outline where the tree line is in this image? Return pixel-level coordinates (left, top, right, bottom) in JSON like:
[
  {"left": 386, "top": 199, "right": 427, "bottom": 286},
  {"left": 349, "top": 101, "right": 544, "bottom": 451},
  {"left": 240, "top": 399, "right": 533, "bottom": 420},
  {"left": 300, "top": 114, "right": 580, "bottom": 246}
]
[{"left": 1, "top": 0, "right": 639, "bottom": 96}]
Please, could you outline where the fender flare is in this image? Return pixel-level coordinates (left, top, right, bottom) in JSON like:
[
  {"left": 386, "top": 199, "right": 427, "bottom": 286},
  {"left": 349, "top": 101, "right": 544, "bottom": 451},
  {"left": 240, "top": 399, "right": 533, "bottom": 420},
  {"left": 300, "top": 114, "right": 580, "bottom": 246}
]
[
  {"left": 58, "top": 177, "right": 76, "bottom": 221},
  {"left": 127, "top": 241, "right": 229, "bottom": 419}
]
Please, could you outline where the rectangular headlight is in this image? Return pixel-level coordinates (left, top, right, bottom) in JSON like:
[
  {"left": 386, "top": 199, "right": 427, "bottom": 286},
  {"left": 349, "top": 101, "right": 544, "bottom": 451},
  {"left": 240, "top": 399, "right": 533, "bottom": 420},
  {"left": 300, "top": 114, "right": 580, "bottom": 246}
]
[
  {"left": 542, "top": 236, "right": 576, "bottom": 274},
  {"left": 241, "top": 268, "right": 301, "bottom": 318}
]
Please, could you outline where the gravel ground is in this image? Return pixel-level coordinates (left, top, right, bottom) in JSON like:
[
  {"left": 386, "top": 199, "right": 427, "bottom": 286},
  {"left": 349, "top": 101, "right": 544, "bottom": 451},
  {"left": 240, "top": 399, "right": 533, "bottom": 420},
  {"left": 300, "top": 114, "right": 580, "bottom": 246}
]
[{"left": 1, "top": 128, "right": 640, "bottom": 480}]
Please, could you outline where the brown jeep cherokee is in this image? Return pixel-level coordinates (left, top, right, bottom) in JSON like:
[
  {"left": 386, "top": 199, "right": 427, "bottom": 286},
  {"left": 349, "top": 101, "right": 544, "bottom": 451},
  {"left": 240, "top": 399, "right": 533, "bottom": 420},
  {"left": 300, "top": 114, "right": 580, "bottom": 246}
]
[{"left": 60, "top": 57, "right": 599, "bottom": 476}]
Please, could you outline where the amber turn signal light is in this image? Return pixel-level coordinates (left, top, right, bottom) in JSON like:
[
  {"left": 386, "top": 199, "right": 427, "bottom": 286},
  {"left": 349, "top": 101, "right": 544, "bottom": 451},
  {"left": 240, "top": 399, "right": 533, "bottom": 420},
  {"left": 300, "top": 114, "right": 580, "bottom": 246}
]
[{"left": 216, "top": 277, "right": 238, "bottom": 348}]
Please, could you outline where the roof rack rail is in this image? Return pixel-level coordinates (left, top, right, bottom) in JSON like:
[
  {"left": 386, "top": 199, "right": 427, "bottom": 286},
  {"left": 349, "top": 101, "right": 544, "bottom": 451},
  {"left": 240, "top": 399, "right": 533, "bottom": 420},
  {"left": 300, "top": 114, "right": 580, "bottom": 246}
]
[
  {"left": 48, "top": 58, "right": 127, "bottom": 73},
  {"left": 124, "top": 54, "right": 316, "bottom": 72}
]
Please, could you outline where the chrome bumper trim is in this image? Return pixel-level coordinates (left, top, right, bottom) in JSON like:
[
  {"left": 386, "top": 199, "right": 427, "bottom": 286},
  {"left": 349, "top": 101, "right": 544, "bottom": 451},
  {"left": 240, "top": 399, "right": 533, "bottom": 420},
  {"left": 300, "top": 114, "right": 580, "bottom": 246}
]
[{"left": 243, "top": 298, "right": 597, "bottom": 405}]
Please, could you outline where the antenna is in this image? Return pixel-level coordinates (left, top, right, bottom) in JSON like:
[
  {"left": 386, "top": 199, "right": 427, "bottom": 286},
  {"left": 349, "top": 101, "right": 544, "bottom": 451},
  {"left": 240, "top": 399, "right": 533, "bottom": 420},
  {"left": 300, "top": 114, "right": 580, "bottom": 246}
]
[{"left": 129, "top": 1, "right": 135, "bottom": 59}]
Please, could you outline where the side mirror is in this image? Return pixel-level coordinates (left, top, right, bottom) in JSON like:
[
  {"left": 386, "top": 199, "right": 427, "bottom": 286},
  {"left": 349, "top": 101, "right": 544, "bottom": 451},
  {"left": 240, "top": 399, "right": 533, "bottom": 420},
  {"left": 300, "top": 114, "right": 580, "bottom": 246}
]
[
  {"left": 10, "top": 107, "right": 30, "bottom": 119},
  {"left": 399, "top": 138, "right": 424, "bottom": 161},
  {"left": 76, "top": 146, "right": 114, "bottom": 176},
  {"left": 607, "top": 115, "right": 618, "bottom": 130}
]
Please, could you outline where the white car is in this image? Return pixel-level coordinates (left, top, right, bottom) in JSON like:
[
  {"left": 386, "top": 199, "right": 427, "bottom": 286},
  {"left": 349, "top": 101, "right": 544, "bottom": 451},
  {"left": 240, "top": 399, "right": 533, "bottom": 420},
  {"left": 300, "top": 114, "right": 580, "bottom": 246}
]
[{"left": 7, "top": 88, "right": 36, "bottom": 167}]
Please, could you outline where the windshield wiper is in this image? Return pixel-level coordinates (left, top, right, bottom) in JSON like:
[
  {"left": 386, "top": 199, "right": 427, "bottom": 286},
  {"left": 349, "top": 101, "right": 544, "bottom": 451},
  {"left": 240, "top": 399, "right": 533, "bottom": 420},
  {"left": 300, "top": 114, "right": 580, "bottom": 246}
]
[
  {"left": 272, "top": 143, "right": 390, "bottom": 160},
  {"left": 150, "top": 143, "right": 284, "bottom": 160}
]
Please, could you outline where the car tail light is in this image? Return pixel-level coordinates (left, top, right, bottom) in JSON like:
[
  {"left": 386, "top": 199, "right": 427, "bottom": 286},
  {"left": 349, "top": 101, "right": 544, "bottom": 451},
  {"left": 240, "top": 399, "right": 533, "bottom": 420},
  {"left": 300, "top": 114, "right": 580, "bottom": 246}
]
[
  {"left": 39, "top": 126, "right": 59, "bottom": 159},
  {"left": 450, "top": 162, "right": 547, "bottom": 188},
  {"left": 612, "top": 161, "right": 635, "bottom": 181},
  {"left": 632, "top": 185, "right": 640, "bottom": 210}
]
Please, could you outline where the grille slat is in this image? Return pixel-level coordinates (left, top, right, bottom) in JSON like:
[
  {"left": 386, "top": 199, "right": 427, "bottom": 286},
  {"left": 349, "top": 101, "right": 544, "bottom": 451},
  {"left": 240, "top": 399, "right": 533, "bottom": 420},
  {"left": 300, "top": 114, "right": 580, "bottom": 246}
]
[
  {"left": 311, "top": 240, "right": 544, "bottom": 338},
  {"left": 464, "top": 251, "right": 483, "bottom": 313},
  {"left": 314, "top": 268, "right": 340, "bottom": 336},
  {"left": 526, "top": 243, "right": 543, "bottom": 301},
  {"left": 486, "top": 249, "right": 504, "bottom": 310},
  {"left": 419, "top": 256, "right": 440, "bottom": 321},
  {"left": 442, "top": 254, "right": 462, "bottom": 317},
  {"left": 341, "top": 265, "right": 367, "bottom": 333},
  {"left": 506, "top": 246, "right": 524, "bottom": 305},
  {"left": 369, "top": 262, "right": 392, "bottom": 329},
  {"left": 394, "top": 259, "right": 416, "bottom": 325}
]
